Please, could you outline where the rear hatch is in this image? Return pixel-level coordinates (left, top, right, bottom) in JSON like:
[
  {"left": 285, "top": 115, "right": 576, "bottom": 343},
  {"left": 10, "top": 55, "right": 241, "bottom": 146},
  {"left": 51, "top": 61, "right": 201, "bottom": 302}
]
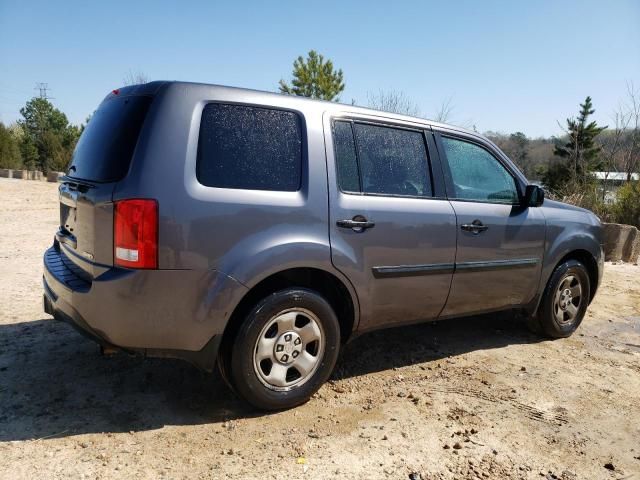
[{"left": 56, "top": 89, "right": 154, "bottom": 277}]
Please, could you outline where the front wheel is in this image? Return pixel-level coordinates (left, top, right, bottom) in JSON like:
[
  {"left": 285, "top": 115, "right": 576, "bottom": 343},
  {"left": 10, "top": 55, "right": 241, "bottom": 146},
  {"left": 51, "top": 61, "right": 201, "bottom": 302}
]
[
  {"left": 226, "top": 288, "right": 340, "bottom": 410},
  {"left": 531, "top": 259, "right": 591, "bottom": 338}
]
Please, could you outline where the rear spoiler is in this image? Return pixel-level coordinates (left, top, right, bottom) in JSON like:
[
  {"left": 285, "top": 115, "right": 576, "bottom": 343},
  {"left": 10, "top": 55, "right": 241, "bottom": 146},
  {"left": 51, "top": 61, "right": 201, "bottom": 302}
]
[{"left": 105, "top": 81, "right": 168, "bottom": 101}]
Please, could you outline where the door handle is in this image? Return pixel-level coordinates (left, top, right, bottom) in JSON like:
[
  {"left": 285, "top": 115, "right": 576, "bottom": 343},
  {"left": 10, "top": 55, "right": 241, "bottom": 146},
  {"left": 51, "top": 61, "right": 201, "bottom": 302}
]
[
  {"left": 461, "top": 220, "right": 488, "bottom": 234},
  {"left": 336, "top": 216, "right": 375, "bottom": 232}
]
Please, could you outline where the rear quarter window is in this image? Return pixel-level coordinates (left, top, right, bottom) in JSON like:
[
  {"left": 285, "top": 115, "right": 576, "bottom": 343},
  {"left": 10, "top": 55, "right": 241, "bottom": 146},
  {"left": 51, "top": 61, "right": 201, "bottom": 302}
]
[
  {"left": 333, "top": 121, "right": 360, "bottom": 192},
  {"left": 68, "top": 95, "right": 152, "bottom": 182},
  {"left": 196, "top": 104, "right": 302, "bottom": 191}
]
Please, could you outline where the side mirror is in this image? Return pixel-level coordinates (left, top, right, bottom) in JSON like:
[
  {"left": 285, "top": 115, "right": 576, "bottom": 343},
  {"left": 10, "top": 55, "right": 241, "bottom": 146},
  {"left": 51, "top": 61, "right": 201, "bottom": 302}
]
[{"left": 523, "top": 184, "right": 544, "bottom": 207}]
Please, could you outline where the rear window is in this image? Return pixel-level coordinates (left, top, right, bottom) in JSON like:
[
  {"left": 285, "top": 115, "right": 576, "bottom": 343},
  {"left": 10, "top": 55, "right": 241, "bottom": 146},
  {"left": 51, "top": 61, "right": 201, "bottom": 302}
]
[
  {"left": 68, "top": 95, "right": 152, "bottom": 182},
  {"left": 196, "top": 103, "right": 302, "bottom": 191}
]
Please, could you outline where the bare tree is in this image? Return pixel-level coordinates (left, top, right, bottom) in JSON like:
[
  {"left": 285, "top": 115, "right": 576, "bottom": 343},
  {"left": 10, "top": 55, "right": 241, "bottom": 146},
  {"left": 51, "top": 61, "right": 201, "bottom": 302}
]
[
  {"left": 600, "top": 105, "right": 632, "bottom": 200},
  {"left": 434, "top": 96, "right": 454, "bottom": 123},
  {"left": 620, "top": 81, "right": 640, "bottom": 181},
  {"left": 366, "top": 90, "right": 420, "bottom": 117},
  {"left": 122, "top": 70, "right": 149, "bottom": 86}
]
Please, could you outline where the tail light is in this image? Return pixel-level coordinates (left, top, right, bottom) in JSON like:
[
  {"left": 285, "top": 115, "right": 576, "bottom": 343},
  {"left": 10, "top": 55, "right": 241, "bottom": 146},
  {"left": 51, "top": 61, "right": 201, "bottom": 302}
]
[{"left": 114, "top": 199, "right": 158, "bottom": 269}]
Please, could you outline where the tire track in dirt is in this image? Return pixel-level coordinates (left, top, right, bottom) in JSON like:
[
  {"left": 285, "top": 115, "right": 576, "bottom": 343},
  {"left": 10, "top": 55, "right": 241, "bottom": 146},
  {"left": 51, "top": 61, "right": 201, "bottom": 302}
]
[{"left": 430, "top": 385, "right": 569, "bottom": 426}]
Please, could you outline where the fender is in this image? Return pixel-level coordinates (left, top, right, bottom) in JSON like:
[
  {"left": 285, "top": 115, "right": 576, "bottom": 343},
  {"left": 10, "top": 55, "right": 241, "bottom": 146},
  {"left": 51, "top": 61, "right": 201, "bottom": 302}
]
[
  {"left": 530, "top": 202, "right": 603, "bottom": 315},
  {"left": 215, "top": 236, "right": 361, "bottom": 331}
]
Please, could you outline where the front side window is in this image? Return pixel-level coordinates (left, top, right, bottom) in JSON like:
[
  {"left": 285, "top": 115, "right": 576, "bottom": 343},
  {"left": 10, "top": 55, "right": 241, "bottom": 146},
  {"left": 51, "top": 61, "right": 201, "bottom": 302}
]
[
  {"left": 441, "top": 136, "right": 518, "bottom": 203},
  {"left": 333, "top": 120, "right": 432, "bottom": 197},
  {"left": 197, "top": 104, "right": 302, "bottom": 191}
]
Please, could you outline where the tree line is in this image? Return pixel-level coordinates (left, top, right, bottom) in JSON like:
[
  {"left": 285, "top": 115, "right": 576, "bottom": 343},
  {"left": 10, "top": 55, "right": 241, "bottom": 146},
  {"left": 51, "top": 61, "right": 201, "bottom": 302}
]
[
  {"left": 487, "top": 89, "right": 639, "bottom": 188},
  {"left": 485, "top": 87, "right": 639, "bottom": 226}
]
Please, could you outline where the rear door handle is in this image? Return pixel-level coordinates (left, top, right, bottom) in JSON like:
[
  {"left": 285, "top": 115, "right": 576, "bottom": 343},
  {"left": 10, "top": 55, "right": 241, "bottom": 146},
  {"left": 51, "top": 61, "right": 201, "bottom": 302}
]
[
  {"left": 336, "top": 216, "right": 375, "bottom": 232},
  {"left": 461, "top": 220, "right": 488, "bottom": 234}
]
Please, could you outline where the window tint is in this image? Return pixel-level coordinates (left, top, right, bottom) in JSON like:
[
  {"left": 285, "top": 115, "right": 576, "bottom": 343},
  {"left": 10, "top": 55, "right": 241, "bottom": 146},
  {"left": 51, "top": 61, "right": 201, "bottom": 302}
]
[
  {"left": 68, "top": 95, "right": 151, "bottom": 182},
  {"left": 197, "top": 104, "right": 302, "bottom": 191},
  {"left": 441, "top": 137, "right": 518, "bottom": 203},
  {"left": 333, "top": 121, "right": 360, "bottom": 192},
  {"left": 353, "top": 123, "right": 431, "bottom": 197}
]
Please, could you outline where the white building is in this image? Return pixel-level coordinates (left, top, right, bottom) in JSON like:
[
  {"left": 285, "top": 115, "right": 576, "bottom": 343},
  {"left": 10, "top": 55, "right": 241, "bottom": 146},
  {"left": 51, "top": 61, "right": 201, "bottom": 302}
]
[{"left": 592, "top": 171, "right": 639, "bottom": 204}]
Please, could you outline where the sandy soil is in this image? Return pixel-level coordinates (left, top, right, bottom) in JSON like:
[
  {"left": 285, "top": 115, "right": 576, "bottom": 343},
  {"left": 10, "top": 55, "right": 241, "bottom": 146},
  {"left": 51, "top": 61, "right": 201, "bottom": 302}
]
[{"left": 0, "top": 177, "right": 639, "bottom": 480}]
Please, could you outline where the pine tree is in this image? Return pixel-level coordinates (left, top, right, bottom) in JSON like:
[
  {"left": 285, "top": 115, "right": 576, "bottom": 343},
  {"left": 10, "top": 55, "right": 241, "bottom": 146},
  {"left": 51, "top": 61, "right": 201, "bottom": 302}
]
[
  {"left": 279, "top": 50, "right": 345, "bottom": 102},
  {"left": 549, "top": 96, "right": 606, "bottom": 189},
  {"left": 18, "top": 97, "right": 81, "bottom": 173}
]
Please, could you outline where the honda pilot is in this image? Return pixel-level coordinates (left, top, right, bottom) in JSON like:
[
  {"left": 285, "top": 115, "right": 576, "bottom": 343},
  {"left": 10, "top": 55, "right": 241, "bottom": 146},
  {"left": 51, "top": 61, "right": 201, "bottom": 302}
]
[{"left": 43, "top": 81, "right": 604, "bottom": 410}]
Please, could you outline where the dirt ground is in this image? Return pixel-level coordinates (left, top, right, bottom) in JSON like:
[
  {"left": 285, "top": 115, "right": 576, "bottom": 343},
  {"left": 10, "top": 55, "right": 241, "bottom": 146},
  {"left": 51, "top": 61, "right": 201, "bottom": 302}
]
[{"left": 0, "top": 177, "right": 639, "bottom": 480}]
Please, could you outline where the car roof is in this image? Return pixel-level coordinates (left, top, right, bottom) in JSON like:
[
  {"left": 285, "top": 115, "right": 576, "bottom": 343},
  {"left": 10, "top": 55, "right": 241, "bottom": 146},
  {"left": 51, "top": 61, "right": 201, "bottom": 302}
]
[{"left": 156, "top": 80, "right": 483, "bottom": 140}]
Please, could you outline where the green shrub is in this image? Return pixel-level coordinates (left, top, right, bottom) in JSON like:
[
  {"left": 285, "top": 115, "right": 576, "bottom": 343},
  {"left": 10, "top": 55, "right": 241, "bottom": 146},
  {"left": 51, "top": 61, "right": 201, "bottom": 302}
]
[
  {"left": 551, "top": 182, "right": 615, "bottom": 222},
  {"left": 612, "top": 181, "right": 640, "bottom": 228}
]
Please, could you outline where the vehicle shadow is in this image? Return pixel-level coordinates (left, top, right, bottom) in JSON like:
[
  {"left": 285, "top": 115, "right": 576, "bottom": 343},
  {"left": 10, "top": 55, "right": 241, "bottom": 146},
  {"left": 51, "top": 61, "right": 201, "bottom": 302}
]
[
  {"left": 0, "top": 312, "right": 541, "bottom": 441},
  {"left": 334, "top": 311, "right": 542, "bottom": 380}
]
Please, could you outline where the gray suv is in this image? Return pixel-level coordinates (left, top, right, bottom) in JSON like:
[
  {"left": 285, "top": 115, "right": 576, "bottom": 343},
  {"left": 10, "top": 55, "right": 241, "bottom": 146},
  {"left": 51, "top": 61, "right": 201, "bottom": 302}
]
[{"left": 43, "top": 81, "right": 604, "bottom": 410}]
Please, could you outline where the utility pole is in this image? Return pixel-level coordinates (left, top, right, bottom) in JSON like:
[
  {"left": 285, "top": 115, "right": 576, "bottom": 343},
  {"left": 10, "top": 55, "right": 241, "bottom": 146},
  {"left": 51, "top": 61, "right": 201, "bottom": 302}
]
[{"left": 34, "top": 82, "right": 54, "bottom": 100}]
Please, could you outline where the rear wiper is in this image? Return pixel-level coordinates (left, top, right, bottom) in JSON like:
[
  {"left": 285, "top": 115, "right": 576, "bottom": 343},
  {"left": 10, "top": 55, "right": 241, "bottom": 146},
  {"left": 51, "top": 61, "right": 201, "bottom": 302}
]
[{"left": 60, "top": 175, "right": 96, "bottom": 189}]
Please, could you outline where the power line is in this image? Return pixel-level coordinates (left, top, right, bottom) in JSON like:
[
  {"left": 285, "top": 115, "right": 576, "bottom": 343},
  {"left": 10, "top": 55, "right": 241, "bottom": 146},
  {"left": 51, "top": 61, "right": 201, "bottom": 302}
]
[
  {"left": 0, "top": 82, "right": 34, "bottom": 95},
  {"left": 34, "top": 82, "right": 54, "bottom": 100}
]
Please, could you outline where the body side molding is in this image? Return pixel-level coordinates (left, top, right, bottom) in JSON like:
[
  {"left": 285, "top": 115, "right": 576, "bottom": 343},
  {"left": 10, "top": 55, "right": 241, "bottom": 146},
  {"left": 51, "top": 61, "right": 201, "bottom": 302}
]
[
  {"left": 455, "top": 258, "right": 539, "bottom": 272},
  {"left": 372, "top": 263, "right": 455, "bottom": 278},
  {"left": 372, "top": 258, "right": 539, "bottom": 278}
]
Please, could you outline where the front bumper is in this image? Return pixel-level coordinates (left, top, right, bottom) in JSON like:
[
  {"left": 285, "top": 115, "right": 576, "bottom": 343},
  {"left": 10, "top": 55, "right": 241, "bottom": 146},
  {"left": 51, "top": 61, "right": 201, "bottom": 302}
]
[{"left": 43, "top": 244, "right": 247, "bottom": 370}]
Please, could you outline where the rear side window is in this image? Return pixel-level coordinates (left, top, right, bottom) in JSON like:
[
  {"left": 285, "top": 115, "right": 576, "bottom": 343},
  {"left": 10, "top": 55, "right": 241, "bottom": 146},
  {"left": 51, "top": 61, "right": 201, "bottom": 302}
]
[
  {"left": 333, "top": 121, "right": 432, "bottom": 197},
  {"left": 68, "top": 95, "right": 152, "bottom": 182},
  {"left": 197, "top": 104, "right": 302, "bottom": 191}
]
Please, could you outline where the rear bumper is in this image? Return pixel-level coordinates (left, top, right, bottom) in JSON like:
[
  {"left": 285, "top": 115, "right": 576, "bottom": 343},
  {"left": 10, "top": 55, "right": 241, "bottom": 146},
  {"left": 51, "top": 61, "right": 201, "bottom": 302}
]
[
  {"left": 43, "top": 280, "right": 112, "bottom": 348},
  {"left": 43, "top": 244, "right": 248, "bottom": 370}
]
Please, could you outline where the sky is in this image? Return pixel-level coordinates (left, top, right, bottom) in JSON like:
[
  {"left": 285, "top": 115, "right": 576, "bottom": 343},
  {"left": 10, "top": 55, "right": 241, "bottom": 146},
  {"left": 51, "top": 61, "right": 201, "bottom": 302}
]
[{"left": 1, "top": 0, "right": 638, "bottom": 137}]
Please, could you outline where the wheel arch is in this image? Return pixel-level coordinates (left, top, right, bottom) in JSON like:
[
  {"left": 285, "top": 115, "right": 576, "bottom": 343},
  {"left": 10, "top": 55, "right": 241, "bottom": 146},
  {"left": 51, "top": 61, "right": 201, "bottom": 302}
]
[
  {"left": 219, "top": 267, "right": 359, "bottom": 361},
  {"left": 554, "top": 249, "right": 600, "bottom": 303},
  {"left": 530, "top": 246, "right": 601, "bottom": 317}
]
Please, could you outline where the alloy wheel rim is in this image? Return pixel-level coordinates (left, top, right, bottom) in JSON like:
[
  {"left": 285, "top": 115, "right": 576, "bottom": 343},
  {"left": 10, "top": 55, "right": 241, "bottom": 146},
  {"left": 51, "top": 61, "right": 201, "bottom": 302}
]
[
  {"left": 253, "top": 308, "right": 324, "bottom": 391},
  {"left": 553, "top": 274, "right": 582, "bottom": 325}
]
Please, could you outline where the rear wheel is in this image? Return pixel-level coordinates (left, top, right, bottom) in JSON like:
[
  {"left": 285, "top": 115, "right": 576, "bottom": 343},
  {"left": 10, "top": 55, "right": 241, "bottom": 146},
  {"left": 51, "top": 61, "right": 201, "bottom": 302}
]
[
  {"left": 225, "top": 288, "right": 340, "bottom": 410},
  {"left": 530, "top": 259, "right": 590, "bottom": 338}
]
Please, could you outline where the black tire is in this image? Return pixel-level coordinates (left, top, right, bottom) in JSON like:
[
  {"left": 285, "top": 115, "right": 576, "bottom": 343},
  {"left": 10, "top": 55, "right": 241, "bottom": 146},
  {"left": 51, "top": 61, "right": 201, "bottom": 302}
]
[
  {"left": 531, "top": 259, "right": 590, "bottom": 338},
  {"left": 225, "top": 288, "right": 340, "bottom": 410}
]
